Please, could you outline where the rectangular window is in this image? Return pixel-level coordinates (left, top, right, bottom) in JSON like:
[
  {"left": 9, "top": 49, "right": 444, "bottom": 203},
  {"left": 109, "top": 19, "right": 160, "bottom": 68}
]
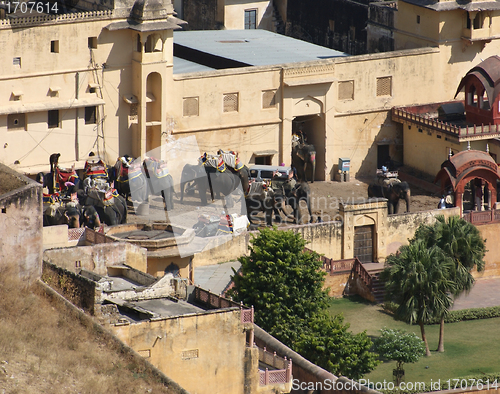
[
  {"left": 338, "top": 80, "right": 354, "bottom": 101},
  {"left": 262, "top": 90, "right": 277, "bottom": 109},
  {"left": 13, "top": 57, "right": 21, "bottom": 67},
  {"left": 85, "top": 106, "right": 97, "bottom": 124},
  {"left": 376, "top": 76, "right": 392, "bottom": 97},
  {"left": 7, "top": 113, "right": 26, "bottom": 130},
  {"left": 88, "top": 36, "right": 97, "bottom": 49},
  {"left": 223, "top": 93, "right": 239, "bottom": 113},
  {"left": 51, "top": 40, "right": 59, "bottom": 53},
  {"left": 417, "top": 15, "right": 420, "bottom": 24},
  {"left": 183, "top": 97, "right": 199, "bottom": 117},
  {"left": 48, "top": 110, "right": 59, "bottom": 128},
  {"left": 245, "top": 9, "right": 257, "bottom": 29}
]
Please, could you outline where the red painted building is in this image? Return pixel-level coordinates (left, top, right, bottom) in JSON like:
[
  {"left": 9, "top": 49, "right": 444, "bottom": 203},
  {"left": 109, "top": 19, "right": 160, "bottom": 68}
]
[{"left": 456, "top": 56, "right": 500, "bottom": 126}]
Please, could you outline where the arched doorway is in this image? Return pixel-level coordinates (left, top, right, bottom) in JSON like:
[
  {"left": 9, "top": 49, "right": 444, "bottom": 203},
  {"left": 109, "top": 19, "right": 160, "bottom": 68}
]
[
  {"left": 434, "top": 150, "right": 500, "bottom": 214},
  {"left": 292, "top": 112, "right": 325, "bottom": 181},
  {"left": 146, "top": 72, "right": 162, "bottom": 153}
]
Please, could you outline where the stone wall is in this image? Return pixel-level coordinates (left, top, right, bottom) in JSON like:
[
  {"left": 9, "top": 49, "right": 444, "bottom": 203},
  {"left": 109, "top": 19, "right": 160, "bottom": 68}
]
[
  {"left": 43, "top": 242, "right": 147, "bottom": 276},
  {"left": 0, "top": 163, "right": 43, "bottom": 282},
  {"left": 111, "top": 308, "right": 249, "bottom": 394},
  {"left": 41, "top": 260, "right": 97, "bottom": 315}
]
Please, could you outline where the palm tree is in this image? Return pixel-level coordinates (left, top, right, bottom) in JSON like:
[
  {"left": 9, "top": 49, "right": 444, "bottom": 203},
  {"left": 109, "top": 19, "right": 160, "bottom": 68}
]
[
  {"left": 380, "top": 240, "right": 455, "bottom": 356},
  {"left": 414, "top": 215, "right": 486, "bottom": 352}
]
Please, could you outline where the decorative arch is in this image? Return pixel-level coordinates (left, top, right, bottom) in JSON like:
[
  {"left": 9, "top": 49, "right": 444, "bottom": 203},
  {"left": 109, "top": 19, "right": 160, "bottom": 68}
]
[
  {"left": 354, "top": 214, "right": 376, "bottom": 227},
  {"left": 294, "top": 95, "right": 323, "bottom": 116}
]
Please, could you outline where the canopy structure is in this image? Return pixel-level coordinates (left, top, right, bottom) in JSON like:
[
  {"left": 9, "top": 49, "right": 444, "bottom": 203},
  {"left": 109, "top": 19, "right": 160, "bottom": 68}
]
[{"left": 434, "top": 150, "right": 500, "bottom": 213}]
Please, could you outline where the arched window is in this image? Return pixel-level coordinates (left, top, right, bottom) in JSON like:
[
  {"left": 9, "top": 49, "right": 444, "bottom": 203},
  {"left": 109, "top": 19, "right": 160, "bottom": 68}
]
[
  {"left": 145, "top": 34, "right": 162, "bottom": 53},
  {"left": 165, "top": 262, "right": 180, "bottom": 277}
]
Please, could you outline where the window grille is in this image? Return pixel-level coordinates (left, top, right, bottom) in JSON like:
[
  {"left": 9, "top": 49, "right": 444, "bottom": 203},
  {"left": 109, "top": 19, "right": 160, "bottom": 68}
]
[
  {"left": 183, "top": 97, "right": 199, "bottom": 117},
  {"left": 376, "top": 76, "right": 392, "bottom": 97},
  {"left": 245, "top": 9, "right": 257, "bottom": 29},
  {"left": 338, "top": 81, "right": 354, "bottom": 100},
  {"left": 223, "top": 93, "right": 239, "bottom": 113},
  {"left": 262, "top": 90, "right": 277, "bottom": 108}
]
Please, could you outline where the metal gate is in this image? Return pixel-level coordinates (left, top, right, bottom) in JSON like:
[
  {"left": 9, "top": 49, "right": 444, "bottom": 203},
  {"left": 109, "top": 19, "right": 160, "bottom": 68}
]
[{"left": 354, "top": 225, "right": 374, "bottom": 263}]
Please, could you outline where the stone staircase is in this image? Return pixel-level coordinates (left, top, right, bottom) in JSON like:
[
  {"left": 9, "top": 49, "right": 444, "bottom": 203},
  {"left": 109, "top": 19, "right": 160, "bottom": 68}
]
[
  {"left": 367, "top": 266, "right": 385, "bottom": 304},
  {"left": 272, "top": 2, "right": 285, "bottom": 35}
]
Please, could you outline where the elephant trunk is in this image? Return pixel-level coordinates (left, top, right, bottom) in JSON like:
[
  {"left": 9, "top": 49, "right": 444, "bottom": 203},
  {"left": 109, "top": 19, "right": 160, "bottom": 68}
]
[{"left": 310, "top": 153, "right": 316, "bottom": 183}]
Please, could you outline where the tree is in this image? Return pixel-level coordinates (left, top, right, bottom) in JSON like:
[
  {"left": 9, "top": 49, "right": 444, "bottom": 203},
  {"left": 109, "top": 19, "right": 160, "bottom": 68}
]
[
  {"left": 413, "top": 215, "right": 486, "bottom": 352},
  {"left": 380, "top": 239, "right": 455, "bottom": 356},
  {"left": 373, "top": 328, "right": 426, "bottom": 385},
  {"left": 230, "top": 227, "right": 379, "bottom": 378}
]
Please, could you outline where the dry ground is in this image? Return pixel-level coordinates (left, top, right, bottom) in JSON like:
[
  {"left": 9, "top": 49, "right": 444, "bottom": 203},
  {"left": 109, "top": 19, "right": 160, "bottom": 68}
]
[
  {"left": 126, "top": 178, "right": 441, "bottom": 227},
  {"left": 0, "top": 265, "right": 180, "bottom": 394}
]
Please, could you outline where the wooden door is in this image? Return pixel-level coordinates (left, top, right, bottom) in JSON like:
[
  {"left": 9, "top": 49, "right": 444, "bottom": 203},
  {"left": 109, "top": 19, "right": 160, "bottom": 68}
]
[{"left": 354, "top": 225, "right": 374, "bottom": 263}]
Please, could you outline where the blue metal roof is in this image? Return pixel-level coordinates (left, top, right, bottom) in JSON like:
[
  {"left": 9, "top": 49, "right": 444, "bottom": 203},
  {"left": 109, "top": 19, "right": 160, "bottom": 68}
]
[
  {"left": 173, "top": 29, "right": 348, "bottom": 73},
  {"left": 173, "top": 56, "right": 216, "bottom": 74}
]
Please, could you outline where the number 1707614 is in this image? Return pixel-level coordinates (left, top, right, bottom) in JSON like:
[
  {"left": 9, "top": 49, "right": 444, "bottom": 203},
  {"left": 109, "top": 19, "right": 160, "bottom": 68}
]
[{"left": 6, "top": 2, "right": 59, "bottom": 14}]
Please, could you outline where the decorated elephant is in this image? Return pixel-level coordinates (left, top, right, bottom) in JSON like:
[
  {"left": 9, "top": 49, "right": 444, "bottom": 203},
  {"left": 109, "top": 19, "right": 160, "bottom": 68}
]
[
  {"left": 367, "top": 179, "right": 411, "bottom": 214},
  {"left": 143, "top": 157, "right": 175, "bottom": 211},
  {"left": 180, "top": 159, "right": 247, "bottom": 207},
  {"left": 81, "top": 178, "right": 128, "bottom": 226},
  {"left": 113, "top": 156, "right": 149, "bottom": 205},
  {"left": 292, "top": 143, "right": 316, "bottom": 183},
  {"left": 42, "top": 198, "right": 82, "bottom": 228}
]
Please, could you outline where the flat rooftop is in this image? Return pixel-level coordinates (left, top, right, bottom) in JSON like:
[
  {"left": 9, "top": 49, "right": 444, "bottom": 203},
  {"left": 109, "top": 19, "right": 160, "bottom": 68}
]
[{"left": 173, "top": 29, "right": 348, "bottom": 74}]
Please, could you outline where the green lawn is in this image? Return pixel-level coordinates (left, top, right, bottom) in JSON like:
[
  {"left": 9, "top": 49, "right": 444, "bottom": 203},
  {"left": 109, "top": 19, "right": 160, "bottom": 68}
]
[{"left": 328, "top": 296, "right": 500, "bottom": 384}]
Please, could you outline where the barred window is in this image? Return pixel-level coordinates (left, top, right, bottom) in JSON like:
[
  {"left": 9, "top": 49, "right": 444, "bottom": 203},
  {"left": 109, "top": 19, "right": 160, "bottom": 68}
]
[
  {"left": 262, "top": 90, "right": 277, "bottom": 109},
  {"left": 338, "top": 80, "right": 354, "bottom": 101},
  {"left": 376, "top": 76, "right": 392, "bottom": 97},
  {"left": 183, "top": 97, "right": 199, "bottom": 117},
  {"left": 223, "top": 93, "right": 239, "bottom": 113}
]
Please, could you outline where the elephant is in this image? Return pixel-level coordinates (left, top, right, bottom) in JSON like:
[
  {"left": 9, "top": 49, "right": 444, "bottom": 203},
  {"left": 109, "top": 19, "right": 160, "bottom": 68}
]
[
  {"left": 367, "top": 180, "right": 411, "bottom": 214},
  {"left": 245, "top": 182, "right": 279, "bottom": 226},
  {"left": 113, "top": 156, "right": 149, "bottom": 206},
  {"left": 42, "top": 199, "right": 82, "bottom": 228},
  {"left": 81, "top": 205, "right": 102, "bottom": 230},
  {"left": 143, "top": 157, "right": 175, "bottom": 211},
  {"left": 272, "top": 179, "right": 314, "bottom": 224},
  {"left": 292, "top": 143, "right": 316, "bottom": 183},
  {"left": 83, "top": 194, "right": 127, "bottom": 226},
  {"left": 180, "top": 163, "right": 246, "bottom": 207}
]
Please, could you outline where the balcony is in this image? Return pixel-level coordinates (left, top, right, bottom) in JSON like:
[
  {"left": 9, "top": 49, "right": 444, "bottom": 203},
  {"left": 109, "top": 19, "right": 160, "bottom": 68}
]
[{"left": 392, "top": 103, "right": 500, "bottom": 142}]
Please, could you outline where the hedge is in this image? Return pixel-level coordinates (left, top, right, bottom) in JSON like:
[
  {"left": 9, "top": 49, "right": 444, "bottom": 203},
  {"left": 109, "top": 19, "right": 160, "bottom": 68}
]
[{"left": 382, "top": 303, "right": 500, "bottom": 324}]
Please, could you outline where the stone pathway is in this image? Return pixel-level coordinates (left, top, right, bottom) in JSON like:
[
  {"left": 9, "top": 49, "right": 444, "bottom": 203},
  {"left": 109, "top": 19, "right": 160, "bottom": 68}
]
[{"left": 451, "top": 277, "right": 500, "bottom": 310}]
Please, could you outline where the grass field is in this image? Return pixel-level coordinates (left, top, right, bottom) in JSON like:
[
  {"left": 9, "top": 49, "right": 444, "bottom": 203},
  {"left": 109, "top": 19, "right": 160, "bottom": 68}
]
[{"left": 328, "top": 296, "right": 500, "bottom": 384}]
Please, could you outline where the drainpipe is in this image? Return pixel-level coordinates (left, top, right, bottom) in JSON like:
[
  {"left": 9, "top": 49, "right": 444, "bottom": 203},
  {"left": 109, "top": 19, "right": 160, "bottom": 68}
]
[{"left": 75, "top": 72, "right": 80, "bottom": 161}]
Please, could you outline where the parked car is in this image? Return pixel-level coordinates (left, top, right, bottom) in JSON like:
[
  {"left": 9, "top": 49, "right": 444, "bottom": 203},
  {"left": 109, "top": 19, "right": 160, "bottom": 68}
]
[{"left": 248, "top": 165, "right": 292, "bottom": 181}]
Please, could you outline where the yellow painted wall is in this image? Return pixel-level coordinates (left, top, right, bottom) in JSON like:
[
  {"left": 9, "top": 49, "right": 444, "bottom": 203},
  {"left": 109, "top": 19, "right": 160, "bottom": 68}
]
[
  {"left": 111, "top": 309, "right": 248, "bottom": 394},
  {"left": 223, "top": 0, "right": 274, "bottom": 31}
]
